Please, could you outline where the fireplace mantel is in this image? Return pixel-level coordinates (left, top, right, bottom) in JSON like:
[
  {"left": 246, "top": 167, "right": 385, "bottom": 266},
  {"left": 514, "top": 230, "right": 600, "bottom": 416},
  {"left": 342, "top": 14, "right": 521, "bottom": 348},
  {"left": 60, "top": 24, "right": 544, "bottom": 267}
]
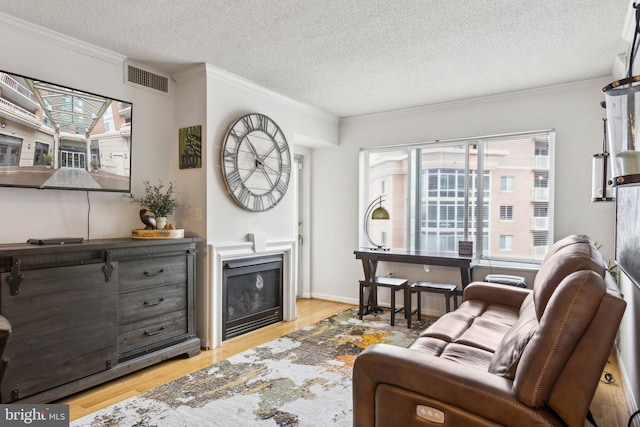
[{"left": 206, "top": 239, "right": 296, "bottom": 348}]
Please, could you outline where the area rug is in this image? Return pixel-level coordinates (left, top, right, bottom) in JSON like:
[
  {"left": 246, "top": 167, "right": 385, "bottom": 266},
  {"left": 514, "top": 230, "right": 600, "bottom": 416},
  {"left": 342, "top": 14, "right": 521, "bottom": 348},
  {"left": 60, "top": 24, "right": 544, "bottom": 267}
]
[{"left": 71, "top": 308, "right": 432, "bottom": 427}]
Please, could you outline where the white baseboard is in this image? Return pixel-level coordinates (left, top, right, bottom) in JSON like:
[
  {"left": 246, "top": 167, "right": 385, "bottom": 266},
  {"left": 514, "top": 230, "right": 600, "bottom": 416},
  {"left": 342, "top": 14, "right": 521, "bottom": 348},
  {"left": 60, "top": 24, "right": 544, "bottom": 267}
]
[
  {"left": 616, "top": 347, "right": 639, "bottom": 415},
  {"left": 308, "top": 292, "right": 357, "bottom": 306},
  {"left": 305, "top": 293, "right": 445, "bottom": 319}
]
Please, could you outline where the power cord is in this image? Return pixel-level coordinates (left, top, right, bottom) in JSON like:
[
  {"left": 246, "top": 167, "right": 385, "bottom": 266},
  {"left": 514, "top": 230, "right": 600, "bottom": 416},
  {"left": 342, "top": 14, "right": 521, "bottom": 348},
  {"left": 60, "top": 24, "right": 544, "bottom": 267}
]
[
  {"left": 587, "top": 362, "right": 614, "bottom": 426},
  {"left": 600, "top": 371, "right": 615, "bottom": 384},
  {"left": 595, "top": 359, "right": 640, "bottom": 427},
  {"left": 478, "top": 255, "right": 493, "bottom": 278}
]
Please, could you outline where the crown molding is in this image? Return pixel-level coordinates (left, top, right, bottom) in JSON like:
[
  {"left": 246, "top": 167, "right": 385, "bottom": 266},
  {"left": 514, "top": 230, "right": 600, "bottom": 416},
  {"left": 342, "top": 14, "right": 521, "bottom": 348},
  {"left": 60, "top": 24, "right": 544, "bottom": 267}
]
[
  {"left": 0, "top": 12, "right": 125, "bottom": 65},
  {"left": 201, "top": 63, "right": 339, "bottom": 124},
  {"left": 342, "top": 76, "right": 612, "bottom": 124}
]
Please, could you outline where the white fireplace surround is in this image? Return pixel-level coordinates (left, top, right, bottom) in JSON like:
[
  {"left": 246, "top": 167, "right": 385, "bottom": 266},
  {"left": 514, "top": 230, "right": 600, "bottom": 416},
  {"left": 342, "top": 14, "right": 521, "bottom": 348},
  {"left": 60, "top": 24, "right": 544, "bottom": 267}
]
[{"left": 206, "top": 239, "right": 296, "bottom": 349}]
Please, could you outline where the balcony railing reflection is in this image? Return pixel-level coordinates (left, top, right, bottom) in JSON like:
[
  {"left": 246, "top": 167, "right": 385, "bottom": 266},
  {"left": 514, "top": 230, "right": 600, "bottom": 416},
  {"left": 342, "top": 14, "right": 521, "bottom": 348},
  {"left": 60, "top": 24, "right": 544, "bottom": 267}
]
[
  {"left": 532, "top": 245, "right": 549, "bottom": 260},
  {"left": 0, "top": 72, "right": 38, "bottom": 104},
  {"left": 534, "top": 155, "right": 550, "bottom": 170},
  {"left": 531, "top": 216, "right": 549, "bottom": 231},
  {"left": 0, "top": 98, "right": 41, "bottom": 127},
  {"left": 532, "top": 187, "right": 549, "bottom": 202},
  {"left": 120, "top": 122, "right": 131, "bottom": 137}
]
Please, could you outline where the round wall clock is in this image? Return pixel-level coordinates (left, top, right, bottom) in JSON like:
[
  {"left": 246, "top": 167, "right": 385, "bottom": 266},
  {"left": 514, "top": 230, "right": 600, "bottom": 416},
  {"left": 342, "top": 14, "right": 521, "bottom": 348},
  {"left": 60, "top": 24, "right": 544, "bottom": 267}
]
[{"left": 221, "top": 113, "right": 292, "bottom": 212}]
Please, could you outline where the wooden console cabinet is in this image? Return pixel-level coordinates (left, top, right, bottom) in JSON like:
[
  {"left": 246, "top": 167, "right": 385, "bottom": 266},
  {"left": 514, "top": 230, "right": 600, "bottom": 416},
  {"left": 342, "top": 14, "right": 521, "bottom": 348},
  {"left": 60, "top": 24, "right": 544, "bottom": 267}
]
[{"left": 0, "top": 237, "right": 201, "bottom": 403}]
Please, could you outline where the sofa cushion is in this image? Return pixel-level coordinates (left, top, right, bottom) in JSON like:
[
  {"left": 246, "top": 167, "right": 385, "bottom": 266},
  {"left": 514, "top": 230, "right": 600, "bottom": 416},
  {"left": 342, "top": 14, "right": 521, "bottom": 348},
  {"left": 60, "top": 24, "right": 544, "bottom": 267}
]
[
  {"left": 540, "top": 234, "right": 592, "bottom": 264},
  {"left": 533, "top": 240, "right": 605, "bottom": 320},
  {"left": 477, "top": 303, "right": 520, "bottom": 326},
  {"left": 408, "top": 336, "right": 448, "bottom": 356},
  {"left": 440, "top": 342, "right": 494, "bottom": 370},
  {"left": 487, "top": 294, "right": 537, "bottom": 379},
  {"left": 455, "top": 317, "right": 513, "bottom": 353},
  {"left": 420, "top": 300, "right": 486, "bottom": 343}
]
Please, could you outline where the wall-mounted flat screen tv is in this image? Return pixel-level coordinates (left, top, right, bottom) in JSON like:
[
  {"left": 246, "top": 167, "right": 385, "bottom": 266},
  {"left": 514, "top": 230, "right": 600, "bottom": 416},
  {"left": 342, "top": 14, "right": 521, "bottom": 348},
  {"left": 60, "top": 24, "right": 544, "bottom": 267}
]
[{"left": 0, "top": 69, "right": 132, "bottom": 192}]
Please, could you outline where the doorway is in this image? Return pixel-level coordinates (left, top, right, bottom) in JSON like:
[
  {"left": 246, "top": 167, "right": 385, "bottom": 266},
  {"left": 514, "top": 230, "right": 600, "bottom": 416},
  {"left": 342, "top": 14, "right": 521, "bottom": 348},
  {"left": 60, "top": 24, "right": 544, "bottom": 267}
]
[
  {"left": 294, "top": 154, "right": 311, "bottom": 298},
  {"left": 60, "top": 150, "right": 85, "bottom": 169}
]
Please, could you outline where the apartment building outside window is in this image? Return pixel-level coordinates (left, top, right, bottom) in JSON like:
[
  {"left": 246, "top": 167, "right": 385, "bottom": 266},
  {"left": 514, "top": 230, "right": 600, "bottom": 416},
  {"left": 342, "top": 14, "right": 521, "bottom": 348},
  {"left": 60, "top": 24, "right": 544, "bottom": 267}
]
[
  {"left": 500, "top": 176, "right": 515, "bottom": 192},
  {"left": 500, "top": 206, "right": 514, "bottom": 221},
  {"left": 360, "top": 130, "right": 554, "bottom": 264},
  {"left": 500, "top": 234, "right": 514, "bottom": 251}
]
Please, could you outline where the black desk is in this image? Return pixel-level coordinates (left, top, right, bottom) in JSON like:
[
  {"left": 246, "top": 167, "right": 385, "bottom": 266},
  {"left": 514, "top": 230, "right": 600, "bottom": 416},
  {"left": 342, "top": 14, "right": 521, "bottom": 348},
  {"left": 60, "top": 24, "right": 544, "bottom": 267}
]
[{"left": 354, "top": 249, "right": 478, "bottom": 314}]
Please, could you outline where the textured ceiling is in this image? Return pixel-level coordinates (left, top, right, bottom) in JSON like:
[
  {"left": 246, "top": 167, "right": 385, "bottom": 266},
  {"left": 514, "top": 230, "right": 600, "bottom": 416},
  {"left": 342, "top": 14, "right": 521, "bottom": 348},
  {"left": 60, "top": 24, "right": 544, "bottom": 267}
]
[{"left": 0, "top": 0, "right": 631, "bottom": 118}]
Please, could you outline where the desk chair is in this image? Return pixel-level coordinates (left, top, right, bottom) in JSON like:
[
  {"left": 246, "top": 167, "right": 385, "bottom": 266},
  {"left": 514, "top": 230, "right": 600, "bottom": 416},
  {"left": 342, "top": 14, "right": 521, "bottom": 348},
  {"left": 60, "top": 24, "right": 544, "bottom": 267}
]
[
  {"left": 408, "top": 281, "right": 458, "bottom": 328},
  {"left": 358, "top": 276, "right": 409, "bottom": 326}
]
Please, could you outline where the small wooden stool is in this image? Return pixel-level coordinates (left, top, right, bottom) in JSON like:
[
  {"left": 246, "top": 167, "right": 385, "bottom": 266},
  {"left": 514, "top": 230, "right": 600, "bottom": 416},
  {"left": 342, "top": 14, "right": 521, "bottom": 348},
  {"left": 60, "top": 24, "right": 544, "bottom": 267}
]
[
  {"left": 359, "top": 276, "right": 409, "bottom": 327},
  {"left": 408, "top": 281, "right": 458, "bottom": 327}
]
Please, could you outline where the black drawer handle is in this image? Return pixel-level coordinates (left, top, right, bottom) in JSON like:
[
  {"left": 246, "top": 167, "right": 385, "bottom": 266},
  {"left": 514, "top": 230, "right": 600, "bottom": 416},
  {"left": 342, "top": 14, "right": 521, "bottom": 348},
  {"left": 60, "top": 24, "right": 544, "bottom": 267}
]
[
  {"left": 144, "top": 268, "right": 165, "bottom": 277},
  {"left": 144, "top": 326, "right": 165, "bottom": 336},
  {"left": 144, "top": 297, "right": 165, "bottom": 307}
]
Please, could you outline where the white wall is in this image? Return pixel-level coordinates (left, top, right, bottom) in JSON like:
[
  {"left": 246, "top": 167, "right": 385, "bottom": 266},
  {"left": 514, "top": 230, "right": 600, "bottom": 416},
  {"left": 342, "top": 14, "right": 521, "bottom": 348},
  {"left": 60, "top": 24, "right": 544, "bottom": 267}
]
[
  {"left": 310, "top": 78, "right": 616, "bottom": 307},
  {"left": 309, "top": 77, "right": 640, "bottom": 409},
  {"left": 201, "top": 65, "right": 338, "bottom": 245},
  {"left": 2, "top": 11, "right": 636, "bottom": 412},
  {"left": 0, "top": 20, "right": 340, "bottom": 350},
  {"left": 0, "top": 16, "right": 176, "bottom": 243},
  {"left": 170, "top": 64, "right": 339, "bottom": 347}
]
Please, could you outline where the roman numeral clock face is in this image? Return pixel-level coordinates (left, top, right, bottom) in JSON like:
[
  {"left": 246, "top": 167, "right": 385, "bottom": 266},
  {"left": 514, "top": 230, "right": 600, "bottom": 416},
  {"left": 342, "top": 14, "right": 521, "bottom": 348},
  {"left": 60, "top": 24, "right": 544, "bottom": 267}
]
[{"left": 221, "top": 113, "right": 291, "bottom": 212}]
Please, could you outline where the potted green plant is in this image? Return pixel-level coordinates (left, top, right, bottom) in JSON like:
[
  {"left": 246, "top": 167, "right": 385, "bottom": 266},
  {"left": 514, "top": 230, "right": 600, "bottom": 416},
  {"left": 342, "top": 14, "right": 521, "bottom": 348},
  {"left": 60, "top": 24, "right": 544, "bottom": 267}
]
[
  {"left": 130, "top": 180, "right": 177, "bottom": 230},
  {"left": 43, "top": 153, "right": 53, "bottom": 167},
  {"left": 90, "top": 158, "right": 100, "bottom": 171}
]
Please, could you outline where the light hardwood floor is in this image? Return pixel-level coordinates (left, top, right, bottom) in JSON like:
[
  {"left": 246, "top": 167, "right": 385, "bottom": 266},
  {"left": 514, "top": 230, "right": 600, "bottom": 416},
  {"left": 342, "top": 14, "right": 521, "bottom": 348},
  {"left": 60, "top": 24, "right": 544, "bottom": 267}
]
[{"left": 60, "top": 299, "right": 632, "bottom": 426}]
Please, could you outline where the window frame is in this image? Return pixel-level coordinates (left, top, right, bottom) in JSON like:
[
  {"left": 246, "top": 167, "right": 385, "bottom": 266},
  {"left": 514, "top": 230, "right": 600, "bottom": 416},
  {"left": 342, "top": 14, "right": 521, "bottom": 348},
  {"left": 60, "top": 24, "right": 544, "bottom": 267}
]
[
  {"left": 359, "top": 130, "right": 555, "bottom": 266},
  {"left": 499, "top": 205, "right": 514, "bottom": 221}
]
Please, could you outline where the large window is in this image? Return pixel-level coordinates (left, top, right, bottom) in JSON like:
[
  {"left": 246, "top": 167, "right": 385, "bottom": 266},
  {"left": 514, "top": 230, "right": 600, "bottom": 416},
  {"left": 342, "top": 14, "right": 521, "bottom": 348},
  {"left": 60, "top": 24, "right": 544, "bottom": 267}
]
[
  {"left": 360, "top": 131, "right": 554, "bottom": 263},
  {"left": 500, "top": 206, "right": 514, "bottom": 221}
]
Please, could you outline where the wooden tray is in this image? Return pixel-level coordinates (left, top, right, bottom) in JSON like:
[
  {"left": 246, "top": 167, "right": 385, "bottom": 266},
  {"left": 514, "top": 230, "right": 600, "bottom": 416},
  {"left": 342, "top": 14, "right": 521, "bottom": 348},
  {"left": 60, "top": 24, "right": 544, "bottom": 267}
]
[{"left": 131, "top": 228, "right": 184, "bottom": 239}]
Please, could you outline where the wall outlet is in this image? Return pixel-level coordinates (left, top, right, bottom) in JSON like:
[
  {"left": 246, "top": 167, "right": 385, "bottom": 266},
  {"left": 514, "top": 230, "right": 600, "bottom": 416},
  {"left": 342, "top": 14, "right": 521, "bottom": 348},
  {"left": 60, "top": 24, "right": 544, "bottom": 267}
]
[{"left": 195, "top": 207, "right": 203, "bottom": 222}]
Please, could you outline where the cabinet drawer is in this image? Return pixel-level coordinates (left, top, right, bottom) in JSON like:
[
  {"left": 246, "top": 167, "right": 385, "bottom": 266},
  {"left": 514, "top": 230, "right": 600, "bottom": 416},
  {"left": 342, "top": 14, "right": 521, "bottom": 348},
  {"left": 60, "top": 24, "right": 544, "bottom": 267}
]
[
  {"left": 119, "top": 256, "right": 186, "bottom": 291},
  {"left": 118, "top": 310, "right": 187, "bottom": 357},
  {"left": 119, "top": 283, "right": 187, "bottom": 324}
]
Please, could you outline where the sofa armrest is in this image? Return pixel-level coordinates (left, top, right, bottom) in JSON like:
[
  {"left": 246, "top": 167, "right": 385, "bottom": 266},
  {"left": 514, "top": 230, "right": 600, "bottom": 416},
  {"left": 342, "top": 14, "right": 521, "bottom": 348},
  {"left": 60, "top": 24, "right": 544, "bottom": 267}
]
[
  {"left": 353, "top": 343, "right": 562, "bottom": 427},
  {"left": 463, "top": 281, "right": 531, "bottom": 309}
]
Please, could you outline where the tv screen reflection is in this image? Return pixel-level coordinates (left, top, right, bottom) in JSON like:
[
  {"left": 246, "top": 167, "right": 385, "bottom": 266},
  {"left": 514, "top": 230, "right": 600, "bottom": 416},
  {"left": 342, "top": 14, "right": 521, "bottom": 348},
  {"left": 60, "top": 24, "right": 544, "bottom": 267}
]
[{"left": 0, "top": 69, "right": 132, "bottom": 192}]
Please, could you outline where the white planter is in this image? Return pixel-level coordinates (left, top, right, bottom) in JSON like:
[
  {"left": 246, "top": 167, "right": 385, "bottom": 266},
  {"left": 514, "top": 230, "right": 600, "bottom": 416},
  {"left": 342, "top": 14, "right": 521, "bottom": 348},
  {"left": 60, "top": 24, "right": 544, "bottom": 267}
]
[
  {"left": 155, "top": 216, "right": 167, "bottom": 230},
  {"left": 616, "top": 150, "right": 640, "bottom": 175}
]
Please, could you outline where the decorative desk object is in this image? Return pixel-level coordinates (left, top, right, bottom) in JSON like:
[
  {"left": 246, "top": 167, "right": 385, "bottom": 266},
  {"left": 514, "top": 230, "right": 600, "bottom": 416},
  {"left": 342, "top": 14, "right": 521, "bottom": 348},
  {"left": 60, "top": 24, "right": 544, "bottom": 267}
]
[
  {"left": 363, "top": 195, "right": 390, "bottom": 251},
  {"left": 130, "top": 180, "right": 177, "bottom": 230},
  {"left": 0, "top": 237, "right": 201, "bottom": 403},
  {"left": 131, "top": 228, "right": 185, "bottom": 239},
  {"left": 221, "top": 113, "right": 291, "bottom": 212},
  {"left": 458, "top": 241, "right": 473, "bottom": 256}
]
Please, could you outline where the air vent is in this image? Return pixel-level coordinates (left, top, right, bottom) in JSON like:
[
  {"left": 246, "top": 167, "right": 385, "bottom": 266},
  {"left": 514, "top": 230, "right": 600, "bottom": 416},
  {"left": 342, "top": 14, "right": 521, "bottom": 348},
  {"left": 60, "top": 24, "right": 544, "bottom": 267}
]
[{"left": 124, "top": 61, "right": 169, "bottom": 94}]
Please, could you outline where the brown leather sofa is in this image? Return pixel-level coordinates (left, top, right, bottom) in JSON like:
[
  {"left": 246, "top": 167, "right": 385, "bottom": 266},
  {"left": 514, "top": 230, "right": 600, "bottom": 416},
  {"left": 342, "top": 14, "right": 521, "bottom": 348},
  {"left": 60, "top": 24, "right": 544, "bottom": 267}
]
[{"left": 353, "top": 235, "right": 626, "bottom": 427}]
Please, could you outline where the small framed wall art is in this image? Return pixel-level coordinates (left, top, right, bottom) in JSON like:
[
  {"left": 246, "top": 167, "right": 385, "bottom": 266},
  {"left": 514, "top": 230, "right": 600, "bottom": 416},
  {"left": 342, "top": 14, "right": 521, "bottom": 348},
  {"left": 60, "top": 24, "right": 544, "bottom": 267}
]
[{"left": 179, "top": 125, "right": 202, "bottom": 169}]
